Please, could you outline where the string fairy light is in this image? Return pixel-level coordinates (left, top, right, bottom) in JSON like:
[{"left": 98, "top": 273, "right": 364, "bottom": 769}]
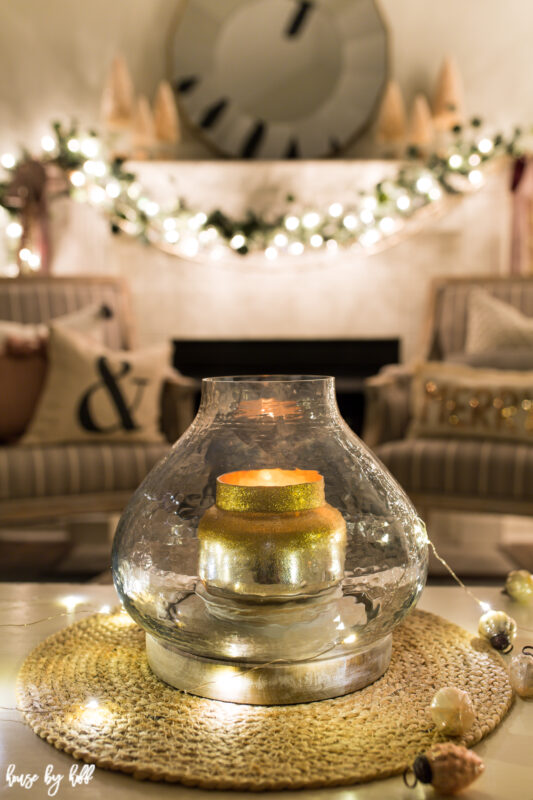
[{"left": 0, "top": 118, "right": 522, "bottom": 273}]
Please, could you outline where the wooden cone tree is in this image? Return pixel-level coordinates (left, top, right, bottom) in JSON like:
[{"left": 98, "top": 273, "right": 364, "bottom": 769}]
[
  {"left": 408, "top": 94, "right": 434, "bottom": 148},
  {"left": 375, "top": 81, "right": 407, "bottom": 154},
  {"left": 100, "top": 54, "right": 135, "bottom": 131},
  {"left": 154, "top": 81, "right": 181, "bottom": 145},
  {"left": 132, "top": 95, "right": 157, "bottom": 158},
  {"left": 433, "top": 55, "right": 464, "bottom": 131}
]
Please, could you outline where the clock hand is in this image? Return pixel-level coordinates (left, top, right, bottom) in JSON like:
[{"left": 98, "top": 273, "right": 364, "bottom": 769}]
[{"left": 285, "top": 1, "right": 314, "bottom": 37}]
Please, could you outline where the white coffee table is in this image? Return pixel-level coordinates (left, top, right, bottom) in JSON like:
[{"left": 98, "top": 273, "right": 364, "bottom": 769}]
[{"left": 1, "top": 583, "right": 532, "bottom": 799}]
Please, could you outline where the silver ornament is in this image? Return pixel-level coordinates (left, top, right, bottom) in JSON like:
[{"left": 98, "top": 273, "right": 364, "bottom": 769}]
[
  {"left": 510, "top": 646, "right": 533, "bottom": 698},
  {"left": 478, "top": 610, "right": 517, "bottom": 652}
]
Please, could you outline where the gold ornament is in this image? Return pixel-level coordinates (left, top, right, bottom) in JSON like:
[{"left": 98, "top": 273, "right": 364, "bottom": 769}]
[
  {"left": 478, "top": 609, "right": 517, "bottom": 652},
  {"left": 404, "top": 743, "right": 484, "bottom": 795},
  {"left": 505, "top": 569, "right": 533, "bottom": 604},
  {"left": 509, "top": 646, "right": 533, "bottom": 698},
  {"left": 430, "top": 687, "right": 475, "bottom": 735}
]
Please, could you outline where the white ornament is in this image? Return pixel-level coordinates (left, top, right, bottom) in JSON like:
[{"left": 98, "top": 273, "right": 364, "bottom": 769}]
[{"left": 430, "top": 687, "right": 475, "bottom": 735}]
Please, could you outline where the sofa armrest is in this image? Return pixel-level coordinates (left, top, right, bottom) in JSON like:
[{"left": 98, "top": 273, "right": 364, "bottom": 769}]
[
  {"left": 362, "top": 364, "right": 414, "bottom": 448},
  {"left": 161, "top": 371, "right": 201, "bottom": 443}
]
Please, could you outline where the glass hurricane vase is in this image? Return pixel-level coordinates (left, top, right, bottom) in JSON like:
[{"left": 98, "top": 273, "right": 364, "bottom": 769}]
[{"left": 112, "top": 376, "right": 428, "bottom": 704}]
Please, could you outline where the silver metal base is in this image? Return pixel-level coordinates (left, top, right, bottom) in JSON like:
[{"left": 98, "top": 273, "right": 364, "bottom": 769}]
[{"left": 146, "top": 633, "right": 392, "bottom": 705}]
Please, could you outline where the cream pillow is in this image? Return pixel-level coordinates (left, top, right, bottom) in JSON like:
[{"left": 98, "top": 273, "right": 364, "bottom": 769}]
[
  {"left": 465, "top": 290, "right": 533, "bottom": 354},
  {"left": 0, "top": 302, "right": 112, "bottom": 354},
  {"left": 409, "top": 361, "right": 533, "bottom": 443},
  {"left": 23, "top": 325, "right": 170, "bottom": 445}
]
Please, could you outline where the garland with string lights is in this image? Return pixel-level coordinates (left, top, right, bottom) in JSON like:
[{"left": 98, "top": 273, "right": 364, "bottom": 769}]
[{"left": 0, "top": 119, "right": 523, "bottom": 272}]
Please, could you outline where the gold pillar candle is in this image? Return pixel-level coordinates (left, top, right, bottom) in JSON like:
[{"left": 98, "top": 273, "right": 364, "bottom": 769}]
[{"left": 198, "top": 468, "right": 346, "bottom": 600}]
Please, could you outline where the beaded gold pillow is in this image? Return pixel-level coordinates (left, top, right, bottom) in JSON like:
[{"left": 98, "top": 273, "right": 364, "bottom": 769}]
[{"left": 409, "top": 362, "right": 533, "bottom": 442}]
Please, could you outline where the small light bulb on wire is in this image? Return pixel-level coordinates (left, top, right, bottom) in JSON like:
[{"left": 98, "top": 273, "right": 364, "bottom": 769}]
[
  {"left": 302, "top": 211, "right": 320, "bottom": 229},
  {"left": 284, "top": 215, "right": 299, "bottom": 232},
  {"left": 6, "top": 221, "right": 23, "bottom": 239},
  {"left": 416, "top": 176, "right": 432, "bottom": 194},
  {"left": 40, "top": 135, "right": 55, "bottom": 153},
  {"left": 288, "top": 241, "right": 304, "bottom": 256},
  {"left": 1, "top": 152, "right": 16, "bottom": 169},
  {"left": 477, "top": 138, "right": 493, "bottom": 154},
  {"left": 468, "top": 170, "right": 483, "bottom": 187},
  {"left": 230, "top": 234, "right": 246, "bottom": 250},
  {"left": 343, "top": 214, "right": 357, "bottom": 231},
  {"left": 328, "top": 202, "right": 343, "bottom": 218},
  {"left": 70, "top": 171, "right": 86, "bottom": 188}
]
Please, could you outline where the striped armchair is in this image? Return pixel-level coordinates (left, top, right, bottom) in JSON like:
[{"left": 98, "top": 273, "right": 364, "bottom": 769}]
[
  {"left": 0, "top": 276, "right": 196, "bottom": 526},
  {"left": 364, "top": 275, "right": 533, "bottom": 519}
]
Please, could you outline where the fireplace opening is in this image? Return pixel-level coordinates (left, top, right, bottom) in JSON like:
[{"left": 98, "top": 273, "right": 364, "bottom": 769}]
[{"left": 172, "top": 339, "right": 399, "bottom": 434}]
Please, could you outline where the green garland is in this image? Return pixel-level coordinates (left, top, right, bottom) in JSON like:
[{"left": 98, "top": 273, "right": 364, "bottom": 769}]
[{"left": 0, "top": 119, "right": 522, "bottom": 269}]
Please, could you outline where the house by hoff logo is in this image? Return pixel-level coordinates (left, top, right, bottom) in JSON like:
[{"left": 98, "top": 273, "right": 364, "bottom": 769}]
[
  {"left": 78, "top": 356, "right": 148, "bottom": 433},
  {"left": 5, "top": 763, "right": 95, "bottom": 795}
]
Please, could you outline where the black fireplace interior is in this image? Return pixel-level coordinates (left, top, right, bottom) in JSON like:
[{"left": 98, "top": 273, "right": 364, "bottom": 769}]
[{"left": 173, "top": 338, "right": 399, "bottom": 434}]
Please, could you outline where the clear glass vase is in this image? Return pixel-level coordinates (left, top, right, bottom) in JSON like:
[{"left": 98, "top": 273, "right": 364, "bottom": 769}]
[{"left": 112, "top": 376, "right": 428, "bottom": 704}]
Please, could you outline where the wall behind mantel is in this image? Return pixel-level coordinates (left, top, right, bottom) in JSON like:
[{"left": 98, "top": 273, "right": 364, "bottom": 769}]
[
  {"left": 0, "top": 2, "right": 516, "bottom": 361},
  {"left": 0, "top": 0, "right": 531, "bottom": 155}
]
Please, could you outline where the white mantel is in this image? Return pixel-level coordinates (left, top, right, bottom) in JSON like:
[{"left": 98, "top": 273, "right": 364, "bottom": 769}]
[{"left": 50, "top": 160, "right": 511, "bottom": 362}]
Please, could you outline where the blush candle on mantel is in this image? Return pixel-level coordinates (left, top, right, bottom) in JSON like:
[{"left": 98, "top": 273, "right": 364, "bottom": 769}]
[{"left": 197, "top": 468, "right": 347, "bottom": 600}]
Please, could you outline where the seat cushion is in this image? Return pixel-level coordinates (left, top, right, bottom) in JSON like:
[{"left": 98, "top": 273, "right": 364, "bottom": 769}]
[
  {"left": 0, "top": 443, "right": 169, "bottom": 500},
  {"left": 375, "top": 438, "right": 533, "bottom": 501}
]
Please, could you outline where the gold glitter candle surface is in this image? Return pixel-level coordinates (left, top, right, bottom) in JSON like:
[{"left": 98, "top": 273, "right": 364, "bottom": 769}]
[{"left": 198, "top": 469, "right": 346, "bottom": 600}]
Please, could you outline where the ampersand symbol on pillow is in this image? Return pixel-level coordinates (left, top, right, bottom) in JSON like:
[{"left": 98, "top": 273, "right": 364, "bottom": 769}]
[{"left": 78, "top": 357, "right": 148, "bottom": 433}]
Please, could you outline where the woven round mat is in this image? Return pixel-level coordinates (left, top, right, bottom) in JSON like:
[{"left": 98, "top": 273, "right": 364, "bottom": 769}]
[{"left": 16, "top": 609, "right": 512, "bottom": 791}]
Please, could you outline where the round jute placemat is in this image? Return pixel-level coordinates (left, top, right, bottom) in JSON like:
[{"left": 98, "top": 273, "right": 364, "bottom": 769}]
[{"left": 16, "top": 609, "right": 513, "bottom": 791}]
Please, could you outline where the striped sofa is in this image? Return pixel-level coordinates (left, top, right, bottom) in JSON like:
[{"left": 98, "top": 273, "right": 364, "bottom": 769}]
[
  {"left": 364, "top": 275, "right": 533, "bottom": 518},
  {"left": 0, "top": 276, "right": 195, "bottom": 525}
]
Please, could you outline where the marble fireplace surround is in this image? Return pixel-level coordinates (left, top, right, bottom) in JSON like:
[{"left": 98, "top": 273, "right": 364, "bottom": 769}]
[{"left": 51, "top": 160, "right": 511, "bottom": 362}]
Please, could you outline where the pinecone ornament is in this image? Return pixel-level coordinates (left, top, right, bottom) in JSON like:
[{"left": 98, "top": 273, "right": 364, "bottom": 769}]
[{"left": 404, "top": 743, "right": 484, "bottom": 795}]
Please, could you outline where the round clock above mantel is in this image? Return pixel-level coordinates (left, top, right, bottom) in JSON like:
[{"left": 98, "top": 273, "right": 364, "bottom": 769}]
[{"left": 168, "top": 0, "right": 389, "bottom": 159}]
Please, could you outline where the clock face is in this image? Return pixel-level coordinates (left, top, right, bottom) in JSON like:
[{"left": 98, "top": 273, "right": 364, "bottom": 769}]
[{"left": 169, "top": 0, "right": 388, "bottom": 158}]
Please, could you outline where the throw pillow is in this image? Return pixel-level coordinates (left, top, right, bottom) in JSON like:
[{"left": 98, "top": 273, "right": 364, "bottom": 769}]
[
  {"left": 0, "top": 352, "right": 47, "bottom": 442},
  {"left": 22, "top": 325, "right": 170, "bottom": 445},
  {"left": 448, "top": 349, "right": 533, "bottom": 371},
  {"left": 0, "top": 302, "right": 113, "bottom": 354},
  {"left": 0, "top": 303, "right": 115, "bottom": 442},
  {"left": 409, "top": 361, "right": 533, "bottom": 443},
  {"left": 465, "top": 290, "right": 533, "bottom": 354}
]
